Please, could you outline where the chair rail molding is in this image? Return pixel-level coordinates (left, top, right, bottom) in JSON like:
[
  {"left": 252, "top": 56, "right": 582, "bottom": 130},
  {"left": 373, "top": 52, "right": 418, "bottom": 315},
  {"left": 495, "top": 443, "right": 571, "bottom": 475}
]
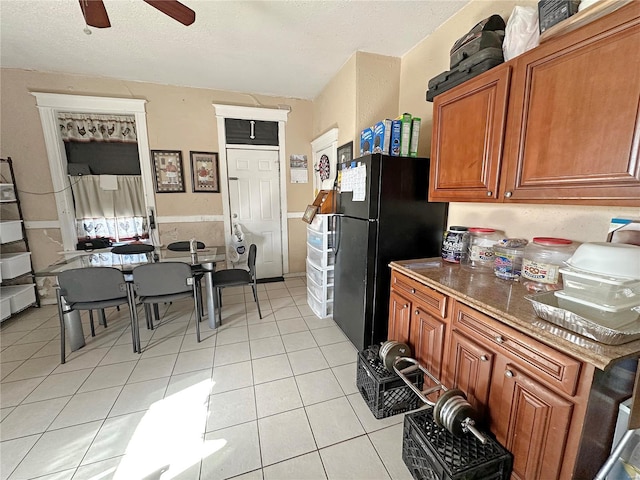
[
  {"left": 213, "top": 103, "right": 290, "bottom": 274},
  {"left": 32, "top": 92, "right": 156, "bottom": 251}
]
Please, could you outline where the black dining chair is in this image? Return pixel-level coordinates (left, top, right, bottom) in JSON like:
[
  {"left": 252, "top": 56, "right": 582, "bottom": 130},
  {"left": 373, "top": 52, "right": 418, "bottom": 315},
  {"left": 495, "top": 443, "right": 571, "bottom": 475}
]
[
  {"left": 167, "top": 241, "right": 205, "bottom": 251},
  {"left": 56, "top": 267, "right": 135, "bottom": 364},
  {"left": 212, "top": 243, "right": 262, "bottom": 324},
  {"left": 131, "top": 262, "right": 203, "bottom": 352}
]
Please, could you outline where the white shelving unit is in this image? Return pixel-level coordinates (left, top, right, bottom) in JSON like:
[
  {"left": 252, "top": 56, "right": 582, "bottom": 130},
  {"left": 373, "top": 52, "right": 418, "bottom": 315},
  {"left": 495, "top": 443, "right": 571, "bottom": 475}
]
[
  {"left": 1, "top": 157, "right": 39, "bottom": 322},
  {"left": 306, "top": 214, "right": 335, "bottom": 318}
]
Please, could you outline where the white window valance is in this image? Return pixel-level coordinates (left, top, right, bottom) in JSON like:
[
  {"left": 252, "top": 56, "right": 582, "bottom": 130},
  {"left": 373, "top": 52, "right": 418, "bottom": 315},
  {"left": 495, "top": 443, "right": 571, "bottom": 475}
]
[{"left": 58, "top": 113, "right": 137, "bottom": 143}]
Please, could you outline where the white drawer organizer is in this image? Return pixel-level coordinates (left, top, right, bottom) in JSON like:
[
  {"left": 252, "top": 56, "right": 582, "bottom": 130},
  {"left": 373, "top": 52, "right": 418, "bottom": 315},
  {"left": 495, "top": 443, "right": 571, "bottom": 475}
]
[
  {"left": 306, "top": 214, "right": 335, "bottom": 318},
  {"left": 0, "top": 158, "right": 39, "bottom": 322}
]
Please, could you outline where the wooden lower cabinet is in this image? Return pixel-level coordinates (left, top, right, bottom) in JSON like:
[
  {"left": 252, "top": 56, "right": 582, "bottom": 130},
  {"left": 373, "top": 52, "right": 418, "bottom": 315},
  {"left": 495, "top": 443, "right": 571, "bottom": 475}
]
[
  {"left": 410, "top": 306, "right": 446, "bottom": 381},
  {"left": 388, "top": 290, "right": 412, "bottom": 346},
  {"left": 494, "top": 361, "right": 574, "bottom": 480}
]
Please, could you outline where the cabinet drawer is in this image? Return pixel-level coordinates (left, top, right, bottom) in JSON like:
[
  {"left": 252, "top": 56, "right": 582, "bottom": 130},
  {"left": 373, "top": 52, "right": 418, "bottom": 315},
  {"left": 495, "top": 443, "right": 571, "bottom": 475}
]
[
  {"left": 391, "top": 271, "right": 447, "bottom": 319},
  {"left": 453, "top": 302, "right": 581, "bottom": 396}
]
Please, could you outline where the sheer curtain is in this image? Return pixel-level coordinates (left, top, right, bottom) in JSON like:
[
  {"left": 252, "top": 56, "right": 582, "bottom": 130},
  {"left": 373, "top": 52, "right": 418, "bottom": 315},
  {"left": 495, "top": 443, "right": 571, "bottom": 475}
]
[{"left": 71, "top": 175, "right": 146, "bottom": 242}]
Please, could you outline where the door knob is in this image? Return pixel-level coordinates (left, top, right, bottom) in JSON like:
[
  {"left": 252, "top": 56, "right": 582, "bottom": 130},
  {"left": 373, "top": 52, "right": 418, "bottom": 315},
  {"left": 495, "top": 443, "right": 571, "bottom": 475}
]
[{"left": 233, "top": 214, "right": 238, "bottom": 218}]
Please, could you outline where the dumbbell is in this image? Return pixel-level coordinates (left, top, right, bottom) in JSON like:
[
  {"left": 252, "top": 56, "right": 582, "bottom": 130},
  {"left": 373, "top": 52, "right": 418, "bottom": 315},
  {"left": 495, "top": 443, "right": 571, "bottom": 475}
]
[{"left": 378, "top": 341, "right": 487, "bottom": 443}]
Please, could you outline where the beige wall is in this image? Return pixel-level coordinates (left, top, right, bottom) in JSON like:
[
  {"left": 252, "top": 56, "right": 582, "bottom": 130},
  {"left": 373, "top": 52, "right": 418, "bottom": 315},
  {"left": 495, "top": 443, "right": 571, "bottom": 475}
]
[
  {"left": 398, "top": 0, "right": 639, "bottom": 243},
  {"left": 0, "top": 68, "right": 314, "bottom": 273}
]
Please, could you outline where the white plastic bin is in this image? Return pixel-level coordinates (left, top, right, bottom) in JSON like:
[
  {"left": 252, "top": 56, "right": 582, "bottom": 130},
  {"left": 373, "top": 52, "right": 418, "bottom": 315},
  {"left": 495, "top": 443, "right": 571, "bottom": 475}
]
[
  {"left": 307, "top": 229, "right": 334, "bottom": 250},
  {"left": 0, "top": 183, "right": 16, "bottom": 202},
  {"left": 306, "top": 259, "right": 334, "bottom": 287},
  {"left": 0, "top": 220, "right": 23, "bottom": 244},
  {"left": 307, "top": 214, "right": 334, "bottom": 233},
  {"left": 307, "top": 287, "right": 333, "bottom": 318},
  {"left": 0, "top": 252, "right": 31, "bottom": 279},
  {"left": 307, "top": 244, "right": 334, "bottom": 268},
  {"left": 0, "top": 284, "right": 36, "bottom": 314},
  {"left": 0, "top": 296, "right": 10, "bottom": 321},
  {"left": 306, "top": 274, "right": 334, "bottom": 303}
]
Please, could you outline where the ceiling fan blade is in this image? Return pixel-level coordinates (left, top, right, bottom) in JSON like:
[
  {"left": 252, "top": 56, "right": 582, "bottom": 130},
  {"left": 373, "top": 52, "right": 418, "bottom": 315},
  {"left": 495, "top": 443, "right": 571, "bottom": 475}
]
[
  {"left": 143, "top": 1, "right": 195, "bottom": 26},
  {"left": 79, "top": 0, "right": 111, "bottom": 28}
]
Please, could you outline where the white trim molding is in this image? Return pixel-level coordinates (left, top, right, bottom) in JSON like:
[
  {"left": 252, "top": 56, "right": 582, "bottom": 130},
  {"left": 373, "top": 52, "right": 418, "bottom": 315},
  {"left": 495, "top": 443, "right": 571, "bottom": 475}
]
[
  {"left": 31, "top": 92, "right": 156, "bottom": 251},
  {"left": 157, "top": 215, "right": 225, "bottom": 223},
  {"left": 213, "top": 104, "right": 290, "bottom": 275}
]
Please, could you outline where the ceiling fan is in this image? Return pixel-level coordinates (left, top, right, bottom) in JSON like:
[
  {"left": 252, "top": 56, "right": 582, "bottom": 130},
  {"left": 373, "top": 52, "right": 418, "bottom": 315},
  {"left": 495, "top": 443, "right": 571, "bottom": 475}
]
[{"left": 79, "top": 0, "right": 196, "bottom": 28}]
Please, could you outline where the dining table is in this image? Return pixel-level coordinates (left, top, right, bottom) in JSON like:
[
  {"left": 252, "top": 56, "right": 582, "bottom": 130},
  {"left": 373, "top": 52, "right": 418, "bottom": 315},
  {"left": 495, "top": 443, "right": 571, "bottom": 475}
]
[{"left": 36, "top": 245, "right": 226, "bottom": 351}]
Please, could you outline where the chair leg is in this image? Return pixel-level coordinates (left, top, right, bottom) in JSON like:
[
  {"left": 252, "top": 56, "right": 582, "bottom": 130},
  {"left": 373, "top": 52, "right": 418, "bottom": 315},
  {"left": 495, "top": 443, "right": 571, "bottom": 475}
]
[
  {"left": 100, "top": 309, "right": 108, "bottom": 328},
  {"left": 144, "top": 304, "right": 154, "bottom": 330},
  {"left": 56, "top": 290, "right": 66, "bottom": 364},
  {"left": 252, "top": 282, "right": 263, "bottom": 319},
  {"left": 89, "top": 310, "right": 96, "bottom": 337},
  {"left": 127, "top": 286, "right": 140, "bottom": 354},
  {"left": 216, "top": 287, "right": 223, "bottom": 325},
  {"left": 193, "top": 286, "right": 201, "bottom": 343},
  {"left": 153, "top": 303, "right": 160, "bottom": 321}
]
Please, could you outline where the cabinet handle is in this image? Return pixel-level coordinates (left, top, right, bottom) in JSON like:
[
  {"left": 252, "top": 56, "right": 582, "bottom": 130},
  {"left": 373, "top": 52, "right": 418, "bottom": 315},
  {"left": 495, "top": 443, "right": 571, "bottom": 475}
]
[
  {"left": 249, "top": 120, "right": 256, "bottom": 140},
  {"left": 415, "top": 310, "right": 419, "bottom": 315},
  {"left": 504, "top": 191, "right": 513, "bottom": 198},
  {"left": 411, "top": 288, "right": 416, "bottom": 294},
  {"left": 495, "top": 335, "right": 504, "bottom": 344},
  {"left": 486, "top": 191, "right": 493, "bottom": 197},
  {"left": 480, "top": 355, "right": 488, "bottom": 362},
  {"left": 403, "top": 304, "right": 409, "bottom": 308},
  {"left": 505, "top": 370, "right": 514, "bottom": 378}
]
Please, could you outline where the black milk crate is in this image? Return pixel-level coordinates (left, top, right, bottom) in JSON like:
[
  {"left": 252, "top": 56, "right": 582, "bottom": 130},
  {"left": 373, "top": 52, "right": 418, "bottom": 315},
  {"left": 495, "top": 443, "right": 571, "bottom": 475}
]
[
  {"left": 356, "top": 346, "right": 423, "bottom": 419},
  {"left": 402, "top": 409, "right": 512, "bottom": 480}
]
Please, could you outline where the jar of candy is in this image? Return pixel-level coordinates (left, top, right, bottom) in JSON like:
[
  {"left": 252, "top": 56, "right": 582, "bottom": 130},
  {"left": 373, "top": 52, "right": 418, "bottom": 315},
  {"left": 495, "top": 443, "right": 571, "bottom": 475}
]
[
  {"left": 521, "top": 237, "right": 578, "bottom": 292},
  {"left": 461, "top": 228, "right": 502, "bottom": 272},
  {"left": 493, "top": 238, "right": 529, "bottom": 280},
  {"left": 442, "top": 226, "right": 468, "bottom": 264}
]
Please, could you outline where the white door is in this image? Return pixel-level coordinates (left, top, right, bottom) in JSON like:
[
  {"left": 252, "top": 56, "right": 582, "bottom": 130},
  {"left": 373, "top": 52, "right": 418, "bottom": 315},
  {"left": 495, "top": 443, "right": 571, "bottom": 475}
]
[{"left": 227, "top": 148, "right": 283, "bottom": 279}]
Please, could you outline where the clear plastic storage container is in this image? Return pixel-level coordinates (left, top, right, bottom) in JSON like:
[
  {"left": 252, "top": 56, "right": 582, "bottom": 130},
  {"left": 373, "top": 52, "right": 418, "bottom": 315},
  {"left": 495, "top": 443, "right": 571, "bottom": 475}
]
[
  {"left": 493, "top": 238, "right": 528, "bottom": 280},
  {"left": 522, "top": 237, "right": 578, "bottom": 292},
  {"left": 559, "top": 266, "right": 640, "bottom": 308},
  {"left": 461, "top": 228, "right": 501, "bottom": 272}
]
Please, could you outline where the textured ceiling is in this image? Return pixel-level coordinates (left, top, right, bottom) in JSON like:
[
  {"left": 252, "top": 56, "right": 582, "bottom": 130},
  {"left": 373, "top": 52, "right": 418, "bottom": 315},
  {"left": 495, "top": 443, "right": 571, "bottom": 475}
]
[{"left": 0, "top": 0, "right": 469, "bottom": 100}]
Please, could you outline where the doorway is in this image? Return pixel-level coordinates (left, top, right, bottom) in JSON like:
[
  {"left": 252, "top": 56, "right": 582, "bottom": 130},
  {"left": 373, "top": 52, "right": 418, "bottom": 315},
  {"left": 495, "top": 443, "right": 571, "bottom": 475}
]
[
  {"left": 213, "top": 104, "right": 290, "bottom": 277},
  {"left": 227, "top": 149, "right": 283, "bottom": 278},
  {"left": 32, "top": 93, "right": 156, "bottom": 251}
]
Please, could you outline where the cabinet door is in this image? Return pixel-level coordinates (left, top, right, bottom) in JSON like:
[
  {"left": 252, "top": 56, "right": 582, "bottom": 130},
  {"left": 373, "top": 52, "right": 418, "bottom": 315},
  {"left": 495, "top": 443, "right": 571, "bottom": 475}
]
[
  {"left": 429, "top": 64, "right": 511, "bottom": 202},
  {"left": 494, "top": 362, "right": 574, "bottom": 480},
  {"left": 503, "top": 4, "right": 640, "bottom": 205},
  {"left": 410, "top": 305, "right": 446, "bottom": 381},
  {"left": 388, "top": 290, "right": 412, "bottom": 345},
  {"left": 447, "top": 330, "right": 494, "bottom": 420}
]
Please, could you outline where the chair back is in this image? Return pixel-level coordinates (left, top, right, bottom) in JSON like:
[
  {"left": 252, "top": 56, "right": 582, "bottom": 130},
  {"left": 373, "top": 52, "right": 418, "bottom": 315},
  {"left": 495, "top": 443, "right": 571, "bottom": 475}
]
[
  {"left": 132, "top": 262, "right": 194, "bottom": 297},
  {"left": 167, "top": 241, "right": 205, "bottom": 252},
  {"left": 248, "top": 244, "right": 257, "bottom": 279},
  {"left": 112, "top": 244, "right": 154, "bottom": 254},
  {"left": 58, "top": 267, "right": 127, "bottom": 303}
]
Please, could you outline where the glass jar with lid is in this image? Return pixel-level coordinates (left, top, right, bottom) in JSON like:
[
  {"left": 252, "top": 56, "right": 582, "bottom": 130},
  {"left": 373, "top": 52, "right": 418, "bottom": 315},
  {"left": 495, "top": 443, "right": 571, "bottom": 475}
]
[
  {"left": 442, "top": 226, "right": 468, "bottom": 264},
  {"left": 493, "top": 238, "right": 529, "bottom": 280},
  {"left": 461, "top": 228, "right": 502, "bottom": 272},
  {"left": 522, "top": 237, "right": 578, "bottom": 292}
]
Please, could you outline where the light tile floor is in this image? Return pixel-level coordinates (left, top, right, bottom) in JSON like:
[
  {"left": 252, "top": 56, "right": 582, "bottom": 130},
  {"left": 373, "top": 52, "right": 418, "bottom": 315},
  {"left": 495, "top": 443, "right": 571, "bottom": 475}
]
[{"left": 0, "top": 278, "right": 416, "bottom": 480}]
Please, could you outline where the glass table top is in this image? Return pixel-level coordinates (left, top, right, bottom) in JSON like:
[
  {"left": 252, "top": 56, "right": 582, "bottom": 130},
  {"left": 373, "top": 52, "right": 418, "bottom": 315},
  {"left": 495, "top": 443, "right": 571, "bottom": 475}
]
[{"left": 36, "top": 246, "right": 226, "bottom": 276}]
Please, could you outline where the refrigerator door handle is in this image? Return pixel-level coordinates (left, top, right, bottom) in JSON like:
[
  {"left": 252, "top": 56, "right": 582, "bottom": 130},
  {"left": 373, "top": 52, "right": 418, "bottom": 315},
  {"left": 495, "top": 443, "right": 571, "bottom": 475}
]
[{"left": 333, "top": 214, "right": 342, "bottom": 256}]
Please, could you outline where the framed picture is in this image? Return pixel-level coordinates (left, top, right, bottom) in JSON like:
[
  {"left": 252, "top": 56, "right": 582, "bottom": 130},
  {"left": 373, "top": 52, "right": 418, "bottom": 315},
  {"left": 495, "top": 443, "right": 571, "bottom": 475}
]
[
  {"left": 337, "top": 141, "right": 353, "bottom": 165},
  {"left": 151, "top": 150, "right": 185, "bottom": 193},
  {"left": 302, "top": 205, "right": 318, "bottom": 224},
  {"left": 190, "top": 151, "right": 220, "bottom": 193}
]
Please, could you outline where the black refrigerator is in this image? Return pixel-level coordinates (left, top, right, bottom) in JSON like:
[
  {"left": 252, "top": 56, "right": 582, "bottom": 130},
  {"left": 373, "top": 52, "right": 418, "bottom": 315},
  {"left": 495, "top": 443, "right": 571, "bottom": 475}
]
[{"left": 332, "top": 153, "right": 448, "bottom": 351}]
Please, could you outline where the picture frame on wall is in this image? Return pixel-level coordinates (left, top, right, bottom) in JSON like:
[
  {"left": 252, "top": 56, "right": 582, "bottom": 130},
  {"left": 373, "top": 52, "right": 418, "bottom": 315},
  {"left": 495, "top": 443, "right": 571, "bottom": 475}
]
[
  {"left": 190, "top": 151, "right": 220, "bottom": 193},
  {"left": 151, "top": 150, "right": 185, "bottom": 193},
  {"left": 337, "top": 141, "right": 354, "bottom": 165}
]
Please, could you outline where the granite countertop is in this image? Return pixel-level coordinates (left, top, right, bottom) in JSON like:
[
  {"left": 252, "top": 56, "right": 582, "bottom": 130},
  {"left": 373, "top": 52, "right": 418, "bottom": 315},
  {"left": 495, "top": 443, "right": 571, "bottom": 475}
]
[{"left": 390, "top": 258, "right": 640, "bottom": 371}]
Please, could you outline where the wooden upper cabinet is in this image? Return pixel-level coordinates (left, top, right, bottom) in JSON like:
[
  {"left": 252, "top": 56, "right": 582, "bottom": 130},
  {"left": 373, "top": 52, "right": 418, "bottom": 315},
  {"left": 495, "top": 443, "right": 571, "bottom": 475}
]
[
  {"left": 429, "top": 2, "right": 640, "bottom": 205},
  {"left": 502, "top": 4, "right": 640, "bottom": 204},
  {"left": 429, "top": 64, "right": 511, "bottom": 202}
]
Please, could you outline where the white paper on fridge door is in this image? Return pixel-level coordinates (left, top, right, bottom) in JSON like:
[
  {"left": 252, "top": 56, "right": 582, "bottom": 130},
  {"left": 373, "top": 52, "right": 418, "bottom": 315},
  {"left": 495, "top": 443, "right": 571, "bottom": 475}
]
[{"left": 353, "top": 165, "right": 366, "bottom": 201}]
